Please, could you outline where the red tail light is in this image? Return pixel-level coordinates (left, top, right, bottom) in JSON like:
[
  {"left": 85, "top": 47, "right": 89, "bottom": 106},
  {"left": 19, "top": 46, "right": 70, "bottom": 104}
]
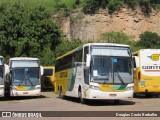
[{"left": 138, "top": 71, "right": 141, "bottom": 81}]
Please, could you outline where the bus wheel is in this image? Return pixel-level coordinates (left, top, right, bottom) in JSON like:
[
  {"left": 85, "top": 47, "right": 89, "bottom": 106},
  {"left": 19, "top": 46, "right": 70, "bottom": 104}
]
[
  {"left": 58, "top": 87, "right": 64, "bottom": 99},
  {"left": 78, "top": 90, "right": 85, "bottom": 104}
]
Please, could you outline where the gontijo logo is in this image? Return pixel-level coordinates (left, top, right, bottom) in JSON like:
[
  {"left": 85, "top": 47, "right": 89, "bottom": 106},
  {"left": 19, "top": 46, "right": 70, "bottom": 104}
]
[{"left": 148, "top": 54, "right": 160, "bottom": 61}]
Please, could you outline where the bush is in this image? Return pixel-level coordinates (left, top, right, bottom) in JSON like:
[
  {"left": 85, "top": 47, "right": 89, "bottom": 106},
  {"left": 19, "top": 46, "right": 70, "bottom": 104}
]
[
  {"left": 55, "top": 39, "right": 83, "bottom": 57},
  {"left": 82, "top": 0, "right": 101, "bottom": 14},
  {"left": 100, "top": 31, "right": 138, "bottom": 51},
  {"left": 123, "top": 0, "right": 138, "bottom": 9},
  {"left": 138, "top": 31, "right": 160, "bottom": 48},
  {"left": 107, "top": 0, "right": 123, "bottom": 14},
  {"left": 101, "top": 31, "right": 131, "bottom": 44},
  {"left": 139, "top": 0, "right": 151, "bottom": 15}
]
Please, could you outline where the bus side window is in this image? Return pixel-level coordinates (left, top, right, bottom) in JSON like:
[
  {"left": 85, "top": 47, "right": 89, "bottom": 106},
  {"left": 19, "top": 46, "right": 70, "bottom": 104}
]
[
  {"left": 84, "top": 47, "right": 88, "bottom": 64},
  {"left": 83, "top": 46, "right": 89, "bottom": 85},
  {"left": 72, "top": 49, "right": 83, "bottom": 67}
]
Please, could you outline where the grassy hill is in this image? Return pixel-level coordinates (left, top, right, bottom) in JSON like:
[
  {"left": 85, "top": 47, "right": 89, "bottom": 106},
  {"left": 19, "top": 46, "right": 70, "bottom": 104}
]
[{"left": 0, "top": 0, "right": 84, "bottom": 10}]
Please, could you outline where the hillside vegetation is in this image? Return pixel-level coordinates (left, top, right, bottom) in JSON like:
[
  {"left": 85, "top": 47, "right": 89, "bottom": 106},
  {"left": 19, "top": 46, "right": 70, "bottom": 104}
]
[{"left": 0, "top": 0, "right": 160, "bottom": 65}]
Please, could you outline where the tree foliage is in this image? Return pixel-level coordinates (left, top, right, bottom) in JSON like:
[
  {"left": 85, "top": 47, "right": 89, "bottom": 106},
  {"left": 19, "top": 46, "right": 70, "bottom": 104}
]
[
  {"left": 0, "top": 3, "right": 62, "bottom": 65},
  {"left": 100, "top": 31, "right": 139, "bottom": 51},
  {"left": 101, "top": 31, "right": 131, "bottom": 44},
  {"left": 82, "top": 0, "right": 160, "bottom": 14},
  {"left": 55, "top": 39, "right": 83, "bottom": 57},
  {"left": 138, "top": 31, "right": 160, "bottom": 48},
  {"left": 82, "top": 0, "right": 102, "bottom": 14}
]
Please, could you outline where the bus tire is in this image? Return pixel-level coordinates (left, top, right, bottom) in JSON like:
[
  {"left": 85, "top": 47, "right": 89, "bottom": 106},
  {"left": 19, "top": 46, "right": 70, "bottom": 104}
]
[
  {"left": 58, "top": 87, "right": 64, "bottom": 99},
  {"left": 78, "top": 90, "right": 85, "bottom": 104}
]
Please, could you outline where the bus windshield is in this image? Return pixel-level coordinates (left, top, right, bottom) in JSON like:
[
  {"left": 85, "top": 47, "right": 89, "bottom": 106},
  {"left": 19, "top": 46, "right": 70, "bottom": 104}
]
[
  {"left": 12, "top": 67, "right": 40, "bottom": 86},
  {"left": 91, "top": 56, "right": 133, "bottom": 84},
  {"left": 0, "top": 65, "right": 3, "bottom": 84},
  {"left": 43, "top": 69, "right": 53, "bottom": 76}
]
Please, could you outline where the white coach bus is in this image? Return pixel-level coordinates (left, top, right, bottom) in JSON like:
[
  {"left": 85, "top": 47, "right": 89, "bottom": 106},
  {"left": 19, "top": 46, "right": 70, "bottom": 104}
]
[
  {"left": 7, "top": 57, "right": 43, "bottom": 96},
  {"left": 55, "top": 43, "right": 134, "bottom": 104},
  {"left": 0, "top": 56, "right": 6, "bottom": 97}
]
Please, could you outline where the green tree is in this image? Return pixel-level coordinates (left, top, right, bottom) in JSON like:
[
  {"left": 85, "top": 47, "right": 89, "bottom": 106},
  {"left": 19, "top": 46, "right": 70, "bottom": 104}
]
[
  {"left": 100, "top": 31, "right": 138, "bottom": 51},
  {"left": 138, "top": 31, "right": 160, "bottom": 48},
  {"left": 123, "top": 0, "right": 138, "bottom": 9},
  {"left": 101, "top": 31, "right": 131, "bottom": 44},
  {"left": 0, "top": 3, "right": 62, "bottom": 65},
  {"left": 107, "top": 0, "right": 123, "bottom": 14},
  {"left": 139, "top": 0, "right": 151, "bottom": 15},
  {"left": 82, "top": 0, "right": 102, "bottom": 14},
  {"left": 75, "top": 0, "right": 81, "bottom": 5},
  {"left": 55, "top": 39, "right": 83, "bottom": 57}
]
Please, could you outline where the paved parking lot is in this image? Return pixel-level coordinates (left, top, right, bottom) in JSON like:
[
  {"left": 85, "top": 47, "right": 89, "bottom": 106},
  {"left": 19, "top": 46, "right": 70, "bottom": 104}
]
[{"left": 0, "top": 92, "right": 159, "bottom": 120}]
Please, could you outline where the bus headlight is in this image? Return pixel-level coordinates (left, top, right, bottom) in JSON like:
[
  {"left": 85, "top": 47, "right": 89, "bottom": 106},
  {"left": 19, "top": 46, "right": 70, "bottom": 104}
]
[
  {"left": 11, "top": 86, "right": 17, "bottom": 90},
  {"left": 139, "top": 81, "right": 145, "bottom": 86},
  {"left": 0, "top": 87, "right": 4, "bottom": 90},
  {"left": 89, "top": 85, "right": 100, "bottom": 90},
  {"left": 126, "top": 86, "right": 134, "bottom": 91},
  {"left": 35, "top": 86, "right": 41, "bottom": 90}
]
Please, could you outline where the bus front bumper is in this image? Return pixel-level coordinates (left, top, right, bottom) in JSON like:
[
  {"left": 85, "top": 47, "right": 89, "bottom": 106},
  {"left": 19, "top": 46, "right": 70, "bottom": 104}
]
[{"left": 85, "top": 89, "right": 133, "bottom": 100}]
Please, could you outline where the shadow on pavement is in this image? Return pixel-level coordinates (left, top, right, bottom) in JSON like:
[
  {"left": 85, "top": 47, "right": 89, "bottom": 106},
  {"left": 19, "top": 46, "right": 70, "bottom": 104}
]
[
  {"left": 58, "top": 96, "right": 136, "bottom": 106},
  {"left": 134, "top": 93, "right": 160, "bottom": 99},
  {"left": 0, "top": 95, "right": 47, "bottom": 101}
]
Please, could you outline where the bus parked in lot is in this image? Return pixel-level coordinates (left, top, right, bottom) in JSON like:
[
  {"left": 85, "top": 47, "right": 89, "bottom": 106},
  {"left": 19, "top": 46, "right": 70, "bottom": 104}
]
[
  {"left": 133, "top": 49, "right": 160, "bottom": 96},
  {"left": 7, "top": 57, "right": 43, "bottom": 96},
  {"left": 55, "top": 43, "right": 134, "bottom": 104},
  {"left": 0, "top": 56, "right": 5, "bottom": 97},
  {"left": 41, "top": 66, "right": 55, "bottom": 91}
]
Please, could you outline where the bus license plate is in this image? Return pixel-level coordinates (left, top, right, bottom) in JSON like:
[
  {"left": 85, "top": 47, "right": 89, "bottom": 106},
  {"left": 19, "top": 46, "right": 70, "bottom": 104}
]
[
  {"left": 23, "top": 92, "right": 28, "bottom": 94},
  {"left": 153, "top": 86, "right": 158, "bottom": 89},
  {"left": 109, "top": 94, "right": 117, "bottom": 97}
]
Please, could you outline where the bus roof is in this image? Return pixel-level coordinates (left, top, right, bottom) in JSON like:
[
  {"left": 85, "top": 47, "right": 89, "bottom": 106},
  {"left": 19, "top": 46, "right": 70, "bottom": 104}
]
[
  {"left": 43, "top": 66, "right": 55, "bottom": 69},
  {"left": 133, "top": 49, "right": 160, "bottom": 55},
  {"left": 83, "top": 43, "right": 130, "bottom": 47},
  {"left": 9, "top": 57, "right": 39, "bottom": 61},
  {"left": 56, "top": 43, "right": 130, "bottom": 60},
  {"left": 0, "top": 56, "right": 3, "bottom": 59},
  {"left": 56, "top": 46, "right": 83, "bottom": 60}
]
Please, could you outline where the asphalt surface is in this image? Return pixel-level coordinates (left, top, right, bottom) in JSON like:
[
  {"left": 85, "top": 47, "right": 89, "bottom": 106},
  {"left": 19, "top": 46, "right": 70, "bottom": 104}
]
[{"left": 0, "top": 92, "right": 159, "bottom": 120}]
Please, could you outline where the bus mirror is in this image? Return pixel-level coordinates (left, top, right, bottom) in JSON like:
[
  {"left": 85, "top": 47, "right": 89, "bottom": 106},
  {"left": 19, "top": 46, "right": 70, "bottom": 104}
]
[
  {"left": 86, "top": 54, "right": 91, "bottom": 67},
  {"left": 4, "top": 64, "right": 9, "bottom": 75},
  {"left": 40, "top": 66, "right": 44, "bottom": 76}
]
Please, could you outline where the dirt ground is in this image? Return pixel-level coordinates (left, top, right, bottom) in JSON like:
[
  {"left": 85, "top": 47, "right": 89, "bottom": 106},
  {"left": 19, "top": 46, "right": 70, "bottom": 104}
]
[{"left": 0, "top": 92, "right": 159, "bottom": 120}]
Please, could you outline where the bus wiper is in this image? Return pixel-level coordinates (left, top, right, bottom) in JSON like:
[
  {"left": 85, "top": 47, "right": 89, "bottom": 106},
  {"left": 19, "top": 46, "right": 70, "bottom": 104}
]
[
  {"left": 114, "top": 70, "right": 125, "bottom": 85},
  {"left": 26, "top": 76, "right": 33, "bottom": 86},
  {"left": 24, "top": 73, "right": 33, "bottom": 86}
]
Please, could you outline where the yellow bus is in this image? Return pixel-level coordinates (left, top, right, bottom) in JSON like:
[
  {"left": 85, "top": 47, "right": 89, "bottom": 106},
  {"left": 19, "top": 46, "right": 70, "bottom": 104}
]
[
  {"left": 133, "top": 49, "right": 160, "bottom": 97},
  {"left": 55, "top": 43, "right": 134, "bottom": 104},
  {"left": 41, "top": 66, "right": 55, "bottom": 91}
]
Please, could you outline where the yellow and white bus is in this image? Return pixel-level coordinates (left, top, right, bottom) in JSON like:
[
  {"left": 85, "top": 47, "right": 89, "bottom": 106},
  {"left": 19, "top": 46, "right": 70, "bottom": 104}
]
[
  {"left": 133, "top": 49, "right": 160, "bottom": 96},
  {"left": 7, "top": 57, "right": 43, "bottom": 96},
  {"left": 55, "top": 43, "right": 134, "bottom": 104},
  {"left": 41, "top": 66, "right": 55, "bottom": 91}
]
